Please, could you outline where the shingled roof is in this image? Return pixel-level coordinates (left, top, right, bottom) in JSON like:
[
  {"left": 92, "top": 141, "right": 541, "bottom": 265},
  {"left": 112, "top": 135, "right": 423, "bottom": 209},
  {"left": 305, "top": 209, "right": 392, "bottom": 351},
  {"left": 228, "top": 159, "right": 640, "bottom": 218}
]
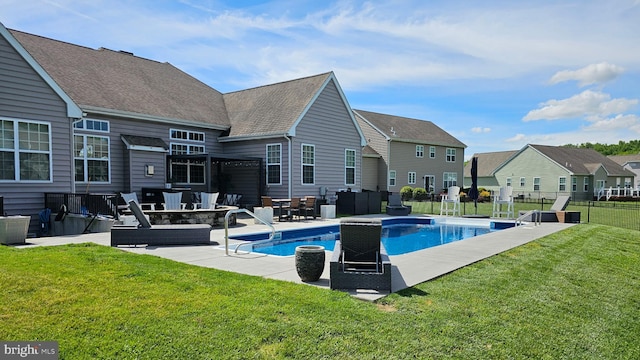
[
  {"left": 608, "top": 154, "right": 640, "bottom": 166},
  {"left": 504, "top": 144, "right": 635, "bottom": 176},
  {"left": 10, "top": 29, "right": 229, "bottom": 128},
  {"left": 464, "top": 150, "right": 517, "bottom": 177},
  {"left": 353, "top": 109, "right": 466, "bottom": 148},
  {"left": 222, "top": 72, "right": 333, "bottom": 139}
]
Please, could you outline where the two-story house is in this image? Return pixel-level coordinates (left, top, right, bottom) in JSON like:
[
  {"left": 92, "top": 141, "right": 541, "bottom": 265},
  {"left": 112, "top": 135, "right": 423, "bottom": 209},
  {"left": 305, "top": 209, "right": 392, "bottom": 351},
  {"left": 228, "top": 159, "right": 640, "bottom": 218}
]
[{"left": 353, "top": 110, "right": 466, "bottom": 194}]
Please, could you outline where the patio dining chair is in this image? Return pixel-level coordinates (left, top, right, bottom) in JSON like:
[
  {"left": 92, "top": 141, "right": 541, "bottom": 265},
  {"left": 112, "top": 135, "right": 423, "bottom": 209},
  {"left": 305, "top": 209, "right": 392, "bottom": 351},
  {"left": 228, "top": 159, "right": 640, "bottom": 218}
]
[{"left": 301, "top": 196, "right": 316, "bottom": 219}]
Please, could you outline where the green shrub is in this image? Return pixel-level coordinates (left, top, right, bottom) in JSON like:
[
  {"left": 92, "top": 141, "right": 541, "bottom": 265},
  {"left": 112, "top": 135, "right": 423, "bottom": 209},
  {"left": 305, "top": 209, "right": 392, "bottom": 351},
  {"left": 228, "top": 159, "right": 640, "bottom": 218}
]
[
  {"left": 413, "top": 187, "right": 428, "bottom": 201},
  {"left": 400, "top": 186, "right": 413, "bottom": 200}
]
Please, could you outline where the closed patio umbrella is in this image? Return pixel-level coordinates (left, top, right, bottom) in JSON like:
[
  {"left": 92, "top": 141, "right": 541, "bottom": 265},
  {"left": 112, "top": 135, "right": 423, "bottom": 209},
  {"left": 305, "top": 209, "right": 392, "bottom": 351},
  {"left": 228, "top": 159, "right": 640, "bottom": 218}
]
[{"left": 468, "top": 157, "right": 479, "bottom": 214}]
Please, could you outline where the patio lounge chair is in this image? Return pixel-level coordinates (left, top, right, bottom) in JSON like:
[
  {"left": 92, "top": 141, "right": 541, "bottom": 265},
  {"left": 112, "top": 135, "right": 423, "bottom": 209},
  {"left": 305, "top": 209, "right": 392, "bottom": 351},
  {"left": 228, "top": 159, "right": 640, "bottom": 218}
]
[
  {"left": 330, "top": 218, "right": 391, "bottom": 291},
  {"left": 386, "top": 194, "right": 411, "bottom": 216},
  {"left": 518, "top": 195, "right": 572, "bottom": 222},
  {"left": 111, "top": 200, "right": 211, "bottom": 247}
]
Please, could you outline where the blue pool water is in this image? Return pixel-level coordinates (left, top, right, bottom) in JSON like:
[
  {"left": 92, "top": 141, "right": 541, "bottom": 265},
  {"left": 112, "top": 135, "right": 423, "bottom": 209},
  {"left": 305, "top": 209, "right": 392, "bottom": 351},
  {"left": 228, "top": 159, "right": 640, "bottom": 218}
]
[{"left": 232, "top": 218, "right": 510, "bottom": 256}]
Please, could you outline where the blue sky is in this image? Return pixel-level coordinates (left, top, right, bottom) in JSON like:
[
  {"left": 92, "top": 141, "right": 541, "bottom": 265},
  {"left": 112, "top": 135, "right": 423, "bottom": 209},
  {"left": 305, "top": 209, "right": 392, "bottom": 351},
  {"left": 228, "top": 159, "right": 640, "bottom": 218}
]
[{"left": 2, "top": 0, "right": 639, "bottom": 159}]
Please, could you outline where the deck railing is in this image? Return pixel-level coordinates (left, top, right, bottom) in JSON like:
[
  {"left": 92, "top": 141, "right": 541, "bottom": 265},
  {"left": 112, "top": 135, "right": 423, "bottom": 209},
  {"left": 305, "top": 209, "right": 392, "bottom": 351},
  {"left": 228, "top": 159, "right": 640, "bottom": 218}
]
[{"left": 44, "top": 193, "right": 119, "bottom": 218}]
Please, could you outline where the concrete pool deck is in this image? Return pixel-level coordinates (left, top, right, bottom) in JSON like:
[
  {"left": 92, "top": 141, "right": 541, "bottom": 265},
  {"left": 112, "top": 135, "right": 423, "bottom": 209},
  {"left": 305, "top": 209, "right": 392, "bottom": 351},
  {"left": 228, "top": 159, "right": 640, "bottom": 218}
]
[{"left": 16, "top": 215, "right": 575, "bottom": 301}]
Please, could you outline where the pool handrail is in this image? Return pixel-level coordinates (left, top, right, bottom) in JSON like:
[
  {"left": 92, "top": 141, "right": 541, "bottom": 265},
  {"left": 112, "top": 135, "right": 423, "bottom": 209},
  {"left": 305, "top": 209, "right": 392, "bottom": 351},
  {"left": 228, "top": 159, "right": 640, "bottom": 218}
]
[
  {"left": 516, "top": 209, "right": 541, "bottom": 227},
  {"left": 224, "top": 208, "right": 276, "bottom": 256}
]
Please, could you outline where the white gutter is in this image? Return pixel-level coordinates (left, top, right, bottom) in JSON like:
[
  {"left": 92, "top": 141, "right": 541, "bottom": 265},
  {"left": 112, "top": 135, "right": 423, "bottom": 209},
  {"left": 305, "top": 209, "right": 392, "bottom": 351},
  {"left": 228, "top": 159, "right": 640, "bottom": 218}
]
[{"left": 285, "top": 134, "right": 292, "bottom": 198}]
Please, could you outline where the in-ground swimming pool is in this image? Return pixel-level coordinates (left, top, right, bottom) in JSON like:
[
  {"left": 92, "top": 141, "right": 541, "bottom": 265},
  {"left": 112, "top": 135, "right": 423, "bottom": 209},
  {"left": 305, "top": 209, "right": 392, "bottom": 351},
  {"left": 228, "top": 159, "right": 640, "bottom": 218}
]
[{"left": 230, "top": 217, "right": 513, "bottom": 256}]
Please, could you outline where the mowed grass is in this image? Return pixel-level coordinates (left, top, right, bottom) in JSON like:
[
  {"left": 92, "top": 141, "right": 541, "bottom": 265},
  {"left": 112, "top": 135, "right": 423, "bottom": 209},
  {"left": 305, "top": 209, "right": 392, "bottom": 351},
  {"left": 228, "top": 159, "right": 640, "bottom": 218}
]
[{"left": 1, "top": 224, "right": 639, "bottom": 359}]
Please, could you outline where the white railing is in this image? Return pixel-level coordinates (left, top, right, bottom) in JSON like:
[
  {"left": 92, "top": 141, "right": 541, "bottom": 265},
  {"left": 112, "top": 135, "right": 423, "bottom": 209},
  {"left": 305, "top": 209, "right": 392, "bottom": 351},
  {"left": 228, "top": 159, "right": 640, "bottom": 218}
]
[
  {"left": 224, "top": 208, "right": 276, "bottom": 256},
  {"left": 515, "top": 209, "right": 541, "bottom": 227},
  {"left": 595, "top": 187, "right": 640, "bottom": 201}
]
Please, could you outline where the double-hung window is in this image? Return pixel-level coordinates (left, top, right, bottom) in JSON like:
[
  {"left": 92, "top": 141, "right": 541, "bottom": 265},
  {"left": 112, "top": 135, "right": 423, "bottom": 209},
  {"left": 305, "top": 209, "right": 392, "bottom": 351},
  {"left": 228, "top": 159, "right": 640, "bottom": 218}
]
[
  {"left": 429, "top": 146, "right": 436, "bottom": 159},
  {"left": 416, "top": 145, "right": 424, "bottom": 158},
  {"left": 266, "top": 144, "right": 281, "bottom": 185},
  {"left": 583, "top": 177, "right": 589, "bottom": 192},
  {"left": 558, "top": 176, "right": 567, "bottom": 192},
  {"left": 408, "top": 171, "right": 416, "bottom": 185},
  {"left": 170, "top": 129, "right": 205, "bottom": 184},
  {"left": 533, "top": 177, "right": 541, "bottom": 191},
  {"left": 446, "top": 148, "right": 456, "bottom": 162},
  {"left": 389, "top": 170, "right": 396, "bottom": 187},
  {"left": 345, "top": 149, "right": 356, "bottom": 186},
  {"left": 73, "top": 119, "right": 110, "bottom": 183},
  {"left": 302, "top": 144, "right": 315, "bottom": 185},
  {"left": 520, "top": 177, "right": 526, "bottom": 187},
  {"left": 443, "top": 172, "right": 457, "bottom": 188},
  {"left": 1, "top": 118, "right": 52, "bottom": 181},
  {"left": 572, "top": 177, "right": 577, "bottom": 192}
]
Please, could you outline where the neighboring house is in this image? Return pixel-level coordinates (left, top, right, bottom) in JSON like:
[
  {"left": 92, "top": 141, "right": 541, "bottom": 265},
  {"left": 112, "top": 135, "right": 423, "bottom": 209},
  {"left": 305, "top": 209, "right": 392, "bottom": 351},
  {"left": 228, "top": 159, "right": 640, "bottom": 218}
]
[
  {"left": 608, "top": 154, "right": 640, "bottom": 189},
  {"left": 463, "top": 151, "right": 517, "bottom": 191},
  {"left": 0, "top": 23, "right": 365, "bottom": 233},
  {"left": 353, "top": 110, "right": 466, "bottom": 194},
  {"left": 473, "top": 144, "right": 635, "bottom": 201}
]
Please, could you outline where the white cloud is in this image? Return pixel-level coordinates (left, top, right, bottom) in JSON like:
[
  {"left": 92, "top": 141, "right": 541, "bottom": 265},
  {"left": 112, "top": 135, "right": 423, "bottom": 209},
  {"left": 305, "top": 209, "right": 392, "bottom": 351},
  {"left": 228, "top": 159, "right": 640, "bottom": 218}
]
[
  {"left": 471, "top": 127, "right": 491, "bottom": 133},
  {"left": 549, "top": 62, "right": 625, "bottom": 87},
  {"left": 582, "top": 113, "right": 640, "bottom": 132},
  {"left": 523, "top": 90, "right": 638, "bottom": 121},
  {"left": 506, "top": 134, "right": 526, "bottom": 142}
]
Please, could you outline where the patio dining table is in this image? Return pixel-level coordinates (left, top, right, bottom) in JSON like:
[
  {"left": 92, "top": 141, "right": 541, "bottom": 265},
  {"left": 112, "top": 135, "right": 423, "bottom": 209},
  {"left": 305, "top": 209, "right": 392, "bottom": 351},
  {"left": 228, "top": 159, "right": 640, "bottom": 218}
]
[{"left": 272, "top": 198, "right": 306, "bottom": 222}]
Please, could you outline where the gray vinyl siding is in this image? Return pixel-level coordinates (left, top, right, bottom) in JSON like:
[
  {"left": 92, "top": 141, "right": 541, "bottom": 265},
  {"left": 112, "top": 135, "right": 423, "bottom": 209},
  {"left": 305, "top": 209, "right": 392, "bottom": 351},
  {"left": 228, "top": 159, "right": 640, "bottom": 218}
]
[
  {"left": 293, "top": 80, "right": 362, "bottom": 198},
  {"left": 0, "top": 34, "right": 73, "bottom": 233},
  {"left": 74, "top": 115, "right": 224, "bottom": 197},
  {"left": 388, "top": 141, "right": 464, "bottom": 194},
  {"left": 361, "top": 157, "right": 380, "bottom": 191},
  {"left": 224, "top": 139, "right": 287, "bottom": 205},
  {"left": 356, "top": 117, "right": 389, "bottom": 191}
]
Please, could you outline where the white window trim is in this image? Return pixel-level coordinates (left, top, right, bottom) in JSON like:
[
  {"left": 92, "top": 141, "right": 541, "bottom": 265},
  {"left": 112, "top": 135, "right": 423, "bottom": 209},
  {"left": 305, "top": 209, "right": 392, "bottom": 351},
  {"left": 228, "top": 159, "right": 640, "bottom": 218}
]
[
  {"left": 266, "top": 143, "right": 282, "bottom": 185},
  {"left": 389, "top": 170, "right": 396, "bottom": 187},
  {"left": 301, "top": 143, "right": 315, "bottom": 185},
  {"left": 0, "top": 117, "right": 53, "bottom": 183},
  {"left": 583, "top": 177, "right": 589, "bottom": 192},
  {"left": 408, "top": 171, "right": 416, "bottom": 185},
  {"left": 169, "top": 128, "right": 205, "bottom": 142},
  {"left": 345, "top": 148, "right": 356, "bottom": 186},
  {"left": 446, "top": 148, "right": 456, "bottom": 163},
  {"left": 74, "top": 134, "right": 111, "bottom": 184},
  {"left": 559, "top": 176, "right": 567, "bottom": 192},
  {"left": 73, "top": 118, "right": 110, "bottom": 133},
  {"left": 429, "top": 146, "right": 436, "bottom": 159},
  {"left": 520, "top": 177, "right": 525, "bottom": 187},
  {"left": 533, "top": 177, "right": 541, "bottom": 191},
  {"left": 416, "top": 145, "right": 424, "bottom": 158}
]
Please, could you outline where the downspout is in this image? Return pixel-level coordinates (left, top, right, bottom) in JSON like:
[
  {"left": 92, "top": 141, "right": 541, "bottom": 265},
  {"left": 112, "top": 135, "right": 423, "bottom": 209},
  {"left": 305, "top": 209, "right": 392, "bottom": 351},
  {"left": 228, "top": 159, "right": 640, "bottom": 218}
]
[{"left": 285, "top": 134, "right": 292, "bottom": 198}]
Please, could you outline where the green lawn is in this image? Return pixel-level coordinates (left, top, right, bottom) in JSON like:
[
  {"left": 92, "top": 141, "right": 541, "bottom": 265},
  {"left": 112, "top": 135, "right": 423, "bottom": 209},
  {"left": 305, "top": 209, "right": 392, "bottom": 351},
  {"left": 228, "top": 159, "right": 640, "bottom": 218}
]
[{"left": 1, "top": 224, "right": 639, "bottom": 359}]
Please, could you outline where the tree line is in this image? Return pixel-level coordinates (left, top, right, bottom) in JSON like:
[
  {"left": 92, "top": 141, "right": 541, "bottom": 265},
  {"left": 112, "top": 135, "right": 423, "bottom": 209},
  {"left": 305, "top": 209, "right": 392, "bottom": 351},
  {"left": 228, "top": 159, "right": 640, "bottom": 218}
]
[{"left": 562, "top": 140, "right": 640, "bottom": 156}]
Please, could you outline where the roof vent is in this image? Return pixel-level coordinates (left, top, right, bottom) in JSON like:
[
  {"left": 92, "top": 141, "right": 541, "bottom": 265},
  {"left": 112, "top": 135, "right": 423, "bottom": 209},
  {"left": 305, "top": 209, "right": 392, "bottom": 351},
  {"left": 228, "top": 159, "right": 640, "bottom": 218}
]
[
  {"left": 390, "top": 127, "right": 396, "bottom": 136},
  {"left": 119, "top": 50, "right": 134, "bottom": 56}
]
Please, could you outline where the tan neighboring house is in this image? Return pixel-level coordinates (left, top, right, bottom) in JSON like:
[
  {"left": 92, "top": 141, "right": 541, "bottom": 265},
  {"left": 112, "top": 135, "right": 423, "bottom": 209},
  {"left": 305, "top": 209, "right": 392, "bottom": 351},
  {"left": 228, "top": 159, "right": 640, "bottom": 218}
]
[
  {"left": 353, "top": 110, "right": 466, "bottom": 194},
  {"left": 463, "top": 150, "right": 517, "bottom": 192},
  {"left": 468, "top": 144, "right": 635, "bottom": 201}
]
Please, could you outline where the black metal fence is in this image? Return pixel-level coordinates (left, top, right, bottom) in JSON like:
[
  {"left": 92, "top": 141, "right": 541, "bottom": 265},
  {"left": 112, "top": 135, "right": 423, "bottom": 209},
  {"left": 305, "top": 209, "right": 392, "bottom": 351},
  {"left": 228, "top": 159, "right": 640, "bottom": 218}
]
[{"left": 44, "top": 193, "right": 119, "bottom": 218}]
